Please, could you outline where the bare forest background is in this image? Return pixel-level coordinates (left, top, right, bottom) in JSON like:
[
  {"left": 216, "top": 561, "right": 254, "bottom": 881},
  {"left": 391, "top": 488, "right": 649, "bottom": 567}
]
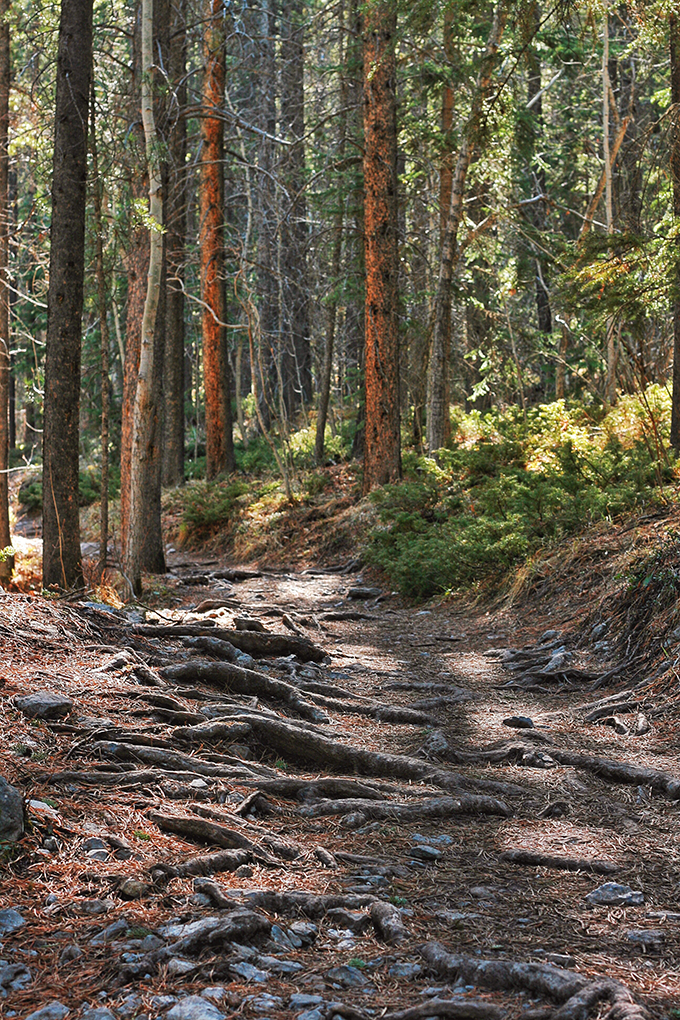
[{"left": 0, "top": 0, "right": 679, "bottom": 600}]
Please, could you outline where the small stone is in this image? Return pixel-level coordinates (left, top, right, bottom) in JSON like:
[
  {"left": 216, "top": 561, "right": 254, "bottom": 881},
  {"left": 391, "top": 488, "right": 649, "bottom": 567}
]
[
  {"left": 388, "top": 963, "right": 422, "bottom": 978},
  {"left": 591, "top": 623, "right": 608, "bottom": 641},
  {"left": 469, "top": 886, "right": 496, "bottom": 900},
  {"left": 43, "top": 837, "right": 60, "bottom": 852},
  {"left": 531, "top": 950, "right": 575, "bottom": 967},
  {"left": 86, "top": 850, "right": 110, "bottom": 862},
  {"left": 633, "top": 714, "right": 650, "bottom": 736},
  {"left": 25, "top": 1004, "right": 70, "bottom": 1020},
  {"left": 539, "top": 630, "right": 560, "bottom": 644},
  {"left": 348, "top": 587, "right": 382, "bottom": 600},
  {"left": 340, "top": 812, "right": 366, "bottom": 829},
  {"left": 409, "top": 846, "right": 442, "bottom": 862},
  {"left": 117, "top": 878, "right": 149, "bottom": 900},
  {"left": 0, "top": 962, "right": 32, "bottom": 991},
  {"left": 167, "top": 959, "right": 200, "bottom": 976},
  {"left": 150, "top": 997, "right": 178, "bottom": 1010},
  {"left": 188, "top": 893, "right": 213, "bottom": 908},
  {"left": 166, "top": 996, "right": 226, "bottom": 1020},
  {"left": 230, "top": 961, "right": 269, "bottom": 982},
  {"left": 297, "top": 1011, "right": 324, "bottom": 1020},
  {"left": 89, "top": 918, "right": 129, "bottom": 945},
  {"left": 235, "top": 865, "right": 254, "bottom": 878},
  {"left": 626, "top": 930, "right": 664, "bottom": 949},
  {"left": 325, "top": 909, "right": 371, "bottom": 934},
  {"left": 114, "top": 848, "right": 134, "bottom": 861},
  {"left": 115, "top": 994, "right": 142, "bottom": 1020},
  {"left": 289, "top": 995, "right": 324, "bottom": 1009},
  {"left": 140, "top": 934, "right": 164, "bottom": 952},
  {"left": 80, "top": 1009, "right": 117, "bottom": 1020},
  {"left": 200, "top": 988, "right": 227, "bottom": 1003},
  {"left": 29, "top": 799, "right": 60, "bottom": 821},
  {"left": 76, "top": 899, "right": 112, "bottom": 916},
  {"left": 270, "top": 924, "right": 293, "bottom": 948},
  {"left": 59, "top": 945, "right": 84, "bottom": 963},
  {"left": 586, "top": 883, "right": 644, "bottom": 907},
  {"left": 0, "top": 909, "right": 24, "bottom": 935},
  {"left": 419, "top": 730, "right": 449, "bottom": 757},
  {"left": 14, "top": 692, "right": 73, "bottom": 720},
  {"left": 503, "top": 716, "right": 534, "bottom": 729},
  {"left": 250, "top": 995, "right": 283, "bottom": 1013},
  {"left": 0, "top": 778, "right": 24, "bottom": 842},
  {"left": 325, "top": 965, "right": 368, "bottom": 988},
  {"left": 287, "top": 921, "right": 318, "bottom": 945},
  {"left": 256, "top": 956, "right": 303, "bottom": 975},
  {"left": 228, "top": 744, "right": 255, "bottom": 760},
  {"left": 82, "top": 837, "right": 108, "bottom": 851}
]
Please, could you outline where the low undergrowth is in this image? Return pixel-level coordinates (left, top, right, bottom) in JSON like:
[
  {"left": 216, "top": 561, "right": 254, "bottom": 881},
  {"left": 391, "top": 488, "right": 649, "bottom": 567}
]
[{"left": 365, "top": 390, "right": 676, "bottom": 598}]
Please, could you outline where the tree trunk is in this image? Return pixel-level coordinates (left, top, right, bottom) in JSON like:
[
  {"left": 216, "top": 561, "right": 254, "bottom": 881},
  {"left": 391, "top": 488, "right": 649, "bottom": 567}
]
[
  {"left": 670, "top": 14, "right": 680, "bottom": 450},
  {"left": 426, "top": 4, "right": 508, "bottom": 454},
  {"left": 89, "top": 86, "right": 110, "bottom": 575},
  {"left": 362, "top": 0, "right": 400, "bottom": 494},
  {"left": 42, "top": 0, "right": 93, "bottom": 591},
  {"left": 200, "top": 0, "right": 234, "bottom": 480},
  {"left": 162, "top": 0, "right": 187, "bottom": 487},
  {"left": 0, "top": 0, "right": 11, "bottom": 585},
  {"left": 124, "top": 0, "right": 166, "bottom": 595},
  {"left": 602, "top": 11, "right": 617, "bottom": 405},
  {"left": 526, "top": 5, "right": 551, "bottom": 340},
  {"left": 280, "top": 0, "right": 311, "bottom": 414}
]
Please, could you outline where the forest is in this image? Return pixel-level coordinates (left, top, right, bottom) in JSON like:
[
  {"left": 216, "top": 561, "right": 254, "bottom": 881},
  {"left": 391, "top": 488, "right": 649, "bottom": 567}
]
[{"left": 0, "top": 0, "right": 677, "bottom": 597}]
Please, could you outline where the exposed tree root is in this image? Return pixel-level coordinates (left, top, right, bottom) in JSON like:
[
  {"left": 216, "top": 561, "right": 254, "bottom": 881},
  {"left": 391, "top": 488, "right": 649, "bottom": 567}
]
[
  {"left": 499, "top": 849, "right": 619, "bottom": 874},
  {"left": 135, "top": 623, "right": 328, "bottom": 662},
  {"left": 369, "top": 900, "right": 409, "bottom": 943},
  {"left": 419, "top": 942, "right": 649, "bottom": 1020},
  {"left": 229, "top": 712, "right": 523, "bottom": 797},
  {"left": 250, "top": 777, "right": 386, "bottom": 801},
  {"left": 91, "top": 740, "right": 274, "bottom": 779},
  {"left": 382, "top": 1001, "right": 504, "bottom": 1020},
  {"left": 300, "top": 794, "right": 512, "bottom": 822}
]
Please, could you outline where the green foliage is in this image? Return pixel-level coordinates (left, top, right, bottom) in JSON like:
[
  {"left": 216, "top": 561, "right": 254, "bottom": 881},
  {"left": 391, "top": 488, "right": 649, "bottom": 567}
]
[
  {"left": 365, "top": 397, "right": 673, "bottom": 598},
  {"left": 179, "top": 479, "right": 251, "bottom": 542},
  {"left": 18, "top": 468, "right": 120, "bottom": 510}
]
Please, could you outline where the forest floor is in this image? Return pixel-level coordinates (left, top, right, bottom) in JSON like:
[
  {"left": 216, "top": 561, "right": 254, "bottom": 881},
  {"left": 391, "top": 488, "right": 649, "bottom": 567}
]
[{"left": 1, "top": 506, "right": 680, "bottom": 1020}]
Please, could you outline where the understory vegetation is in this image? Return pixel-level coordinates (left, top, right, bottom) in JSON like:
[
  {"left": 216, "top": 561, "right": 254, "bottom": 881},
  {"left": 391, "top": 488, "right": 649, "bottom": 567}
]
[{"left": 90, "top": 386, "right": 675, "bottom": 602}]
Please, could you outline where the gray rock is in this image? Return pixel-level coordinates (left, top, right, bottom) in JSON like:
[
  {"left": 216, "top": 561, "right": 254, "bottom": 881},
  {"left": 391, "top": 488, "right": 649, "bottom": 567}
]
[
  {"left": 117, "top": 878, "right": 149, "bottom": 900},
  {"left": 230, "top": 961, "right": 269, "bottom": 983},
  {"left": 419, "top": 730, "right": 450, "bottom": 757},
  {"left": 188, "top": 893, "right": 212, "bottom": 908},
  {"left": 59, "top": 945, "right": 84, "bottom": 963},
  {"left": 80, "top": 1010, "right": 117, "bottom": 1020},
  {"left": 297, "top": 1011, "right": 324, "bottom": 1020},
  {"left": 289, "top": 995, "right": 324, "bottom": 1009},
  {"left": 76, "top": 899, "right": 112, "bottom": 916},
  {"left": 409, "top": 846, "right": 442, "bottom": 862},
  {"left": 140, "top": 934, "right": 165, "bottom": 952},
  {"left": 269, "top": 924, "right": 293, "bottom": 948},
  {"left": 531, "top": 950, "right": 575, "bottom": 967},
  {"left": 325, "top": 909, "right": 371, "bottom": 934},
  {"left": 249, "top": 995, "right": 283, "bottom": 1013},
  {"left": 25, "top": 1004, "right": 70, "bottom": 1020},
  {"left": 348, "top": 587, "right": 382, "bottom": 600},
  {"left": 115, "top": 995, "right": 142, "bottom": 1020},
  {"left": 86, "top": 850, "right": 110, "bottom": 862},
  {"left": 14, "top": 692, "right": 73, "bottom": 720},
  {"left": 627, "top": 929, "right": 664, "bottom": 949},
  {"left": 166, "top": 997, "right": 225, "bottom": 1020},
  {"left": 388, "top": 963, "right": 422, "bottom": 978},
  {"left": 591, "top": 623, "right": 608, "bottom": 640},
  {"left": 89, "top": 918, "right": 129, "bottom": 945},
  {"left": 586, "top": 883, "right": 644, "bottom": 907},
  {"left": 633, "top": 714, "right": 651, "bottom": 736},
  {"left": 0, "top": 962, "right": 31, "bottom": 992},
  {"left": 82, "top": 837, "right": 108, "bottom": 851},
  {"left": 469, "top": 886, "right": 496, "bottom": 900},
  {"left": 0, "top": 778, "right": 24, "bottom": 842},
  {"left": 158, "top": 916, "right": 222, "bottom": 940},
  {"left": 167, "top": 959, "right": 199, "bottom": 976},
  {"left": 0, "top": 909, "right": 24, "bottom": 935},
  {"left": 326, "top": 965, "right": 368, "bottom": 988},
  {"left": 503, "top": 716, "right": 534, "bottom": 729},
  {"left": 200, "top": 988, "right": 226, "bottom": 1004},
  {"left": 287, "top": 921, "right": 318, "bottom": 946},
  {"left": 150, "top": 997, "right": 178, "bottom": 1010},
  {"left": 256, "top": 956, "right": 303, "bottom": 975}
]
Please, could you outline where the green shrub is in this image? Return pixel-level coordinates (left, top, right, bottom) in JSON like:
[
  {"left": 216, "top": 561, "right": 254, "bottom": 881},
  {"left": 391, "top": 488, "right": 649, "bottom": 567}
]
[
  {"left": 365, "top": 396, "right": 672, "bottom": 598},
  {"left": 18, "top": 468, "right": 120, "bottom": 510}
]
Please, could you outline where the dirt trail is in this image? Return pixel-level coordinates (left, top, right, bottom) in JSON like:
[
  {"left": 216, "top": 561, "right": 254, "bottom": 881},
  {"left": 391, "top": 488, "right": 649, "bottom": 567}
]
[{"left": 0, "top": 563, "right": 677, "bottom": 1020}]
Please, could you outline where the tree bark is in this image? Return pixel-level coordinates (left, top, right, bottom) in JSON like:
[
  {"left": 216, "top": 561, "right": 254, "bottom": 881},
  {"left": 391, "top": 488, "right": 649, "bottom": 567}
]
[
  {"left": 362, "top": 0, "right": 400, "bottom": 493},
  {"left": 427, "top": 4, "right": 507, "bottom": 454},
  {"left": 124, "top": 0, "right": 166, "bottom": 595},
  {"left": 670, "top": 14, "right": 680, "bottom": 450},
  {"left": 201, "top": 0, "right": 234, "bottom": 479},
  {"left": 0, "top": 0, "right": 12, "bottom": 585},
  {"left": 42, "top": 0, "right": 93, "bottom": 590},
  {"left": 162, "top": 0, "right": 187, "bottom": 487}
]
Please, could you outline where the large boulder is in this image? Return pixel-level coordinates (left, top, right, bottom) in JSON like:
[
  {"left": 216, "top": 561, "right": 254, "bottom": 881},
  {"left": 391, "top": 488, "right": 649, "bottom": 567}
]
[{"left": 0, "top": 777, "right": 24, "bottom": 841}]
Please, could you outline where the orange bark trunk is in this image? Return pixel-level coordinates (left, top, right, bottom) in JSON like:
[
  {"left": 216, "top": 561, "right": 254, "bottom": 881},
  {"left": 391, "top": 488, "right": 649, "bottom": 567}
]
[{"left": 362, "top": 0, "right": 400, "bottom": 494}]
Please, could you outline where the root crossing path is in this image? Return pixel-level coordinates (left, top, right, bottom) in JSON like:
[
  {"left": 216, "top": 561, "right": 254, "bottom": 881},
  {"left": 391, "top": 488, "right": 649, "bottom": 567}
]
[{"left": 0, "top": 564, "right": 677, "bottom": 1020}]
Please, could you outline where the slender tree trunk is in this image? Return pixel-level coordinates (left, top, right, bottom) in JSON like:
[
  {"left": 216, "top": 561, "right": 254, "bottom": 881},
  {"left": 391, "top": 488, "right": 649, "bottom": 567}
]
[
  {"left": 162, "top": 0, "right": 187, "bottom": 487},
  {"left": 670, "top": 14, "right": 680, "bottom": 450},
  {"left": 124, "top": 0, "right": 166, "bottom": 595},
  {"left": 526, "top": 5, "right": 551, "bottom": 340},
  {"left": 602, "top": 11, "right": 617, "bottom": 404},
  {"left": 362, "top": 0, "right": 400, "bottom": 493},
  {"left": 42, "top": 0, "right": 93, "bottom": 590},
  {"left": 0, "top": 0, "right": 11, "bottom": 585},
  {"left": 90, "top": 86, "right": 110, "bottom": 575},
  {"left": 315, "top": 0, "right": 348, "bottom": 466},
  {"left": 201, "top": 0, "right": 234, "bottom": 479},
  {"left": 426, "top": 4, "right": 508, "bottom": 453},
  {"left": 280, "top": 0, "right": 311, "bottom": 414}
]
